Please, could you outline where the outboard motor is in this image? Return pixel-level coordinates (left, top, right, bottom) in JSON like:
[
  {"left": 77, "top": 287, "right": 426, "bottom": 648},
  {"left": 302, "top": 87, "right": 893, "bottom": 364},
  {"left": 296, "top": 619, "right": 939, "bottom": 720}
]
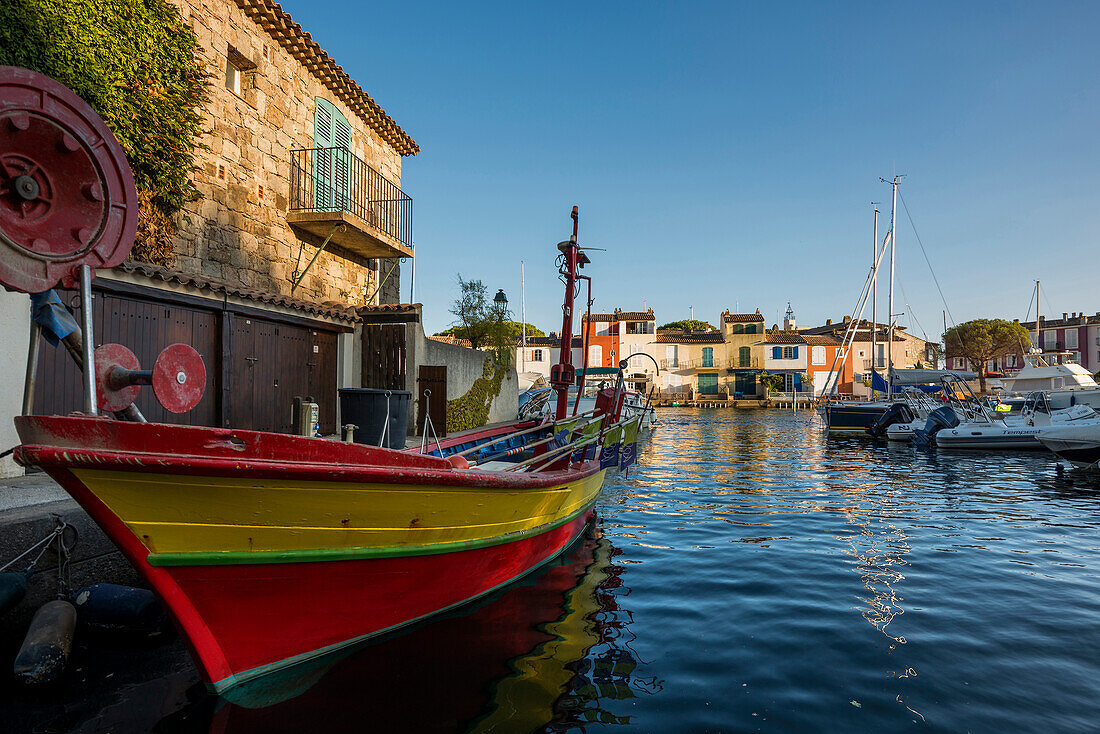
[
  {"left": 911, "top": 406, "right": 960, "bottom": 448},
  {"left": 867, "top": 403, "right": 915, "bottom": 438}
]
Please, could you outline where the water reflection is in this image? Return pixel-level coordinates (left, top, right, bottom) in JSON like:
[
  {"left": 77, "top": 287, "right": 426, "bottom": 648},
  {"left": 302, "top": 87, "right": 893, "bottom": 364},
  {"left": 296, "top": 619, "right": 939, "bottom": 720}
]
[{"left": 165, "top": 522, "right": 657, "bottom": 733}]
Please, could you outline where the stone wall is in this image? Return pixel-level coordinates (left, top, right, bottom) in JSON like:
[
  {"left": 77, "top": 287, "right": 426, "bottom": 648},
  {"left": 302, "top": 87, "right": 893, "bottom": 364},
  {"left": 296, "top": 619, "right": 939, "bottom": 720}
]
[{"left": 169, "top": 0, "right": 407, "bottom": 306}]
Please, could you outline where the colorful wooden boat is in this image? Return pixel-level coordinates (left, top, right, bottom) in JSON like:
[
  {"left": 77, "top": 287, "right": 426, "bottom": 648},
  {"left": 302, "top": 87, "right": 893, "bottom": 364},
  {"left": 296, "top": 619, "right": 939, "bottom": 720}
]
[{"left": 14, "top": 414, "right": 611, "bottom": 692}]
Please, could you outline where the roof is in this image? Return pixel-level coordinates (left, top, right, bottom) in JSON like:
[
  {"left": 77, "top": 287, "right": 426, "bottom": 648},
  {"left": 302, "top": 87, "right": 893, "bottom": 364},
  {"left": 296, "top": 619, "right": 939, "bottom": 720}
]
[
  {"left": 615, "top": 308, "right": 654, "bottom": 321},
  {"left": 802, "top": 318, "right": 908, "bottom": 336},
  {"left": 427, "top": 334, "right": 472, "bottom": 348},
  {"left": 656, "top": 331, "right": 725, "bottom": 344},
  {"left": 764, "top": 333, "right": 805, "bottom": 344},
  {"left": 527, "top": 335, "right": 584, "bottom": 348},
  {"left": 800, "top": 334, "right": 843, "bottom": 346},
  {"left": 235, "top": 0, "right": 419, "bottom": 156},
  {"left": 722, "top": 311, "right": 764, "bottom": 323},
  {"left": 582, "top": 313, "right": 616, "bottom": 323},
  {"left": 116, "top": 261, "right": 358, "bottom": 321},
  {"left": 1021, "top": 314, "right": 1100, "bottom": 329}
]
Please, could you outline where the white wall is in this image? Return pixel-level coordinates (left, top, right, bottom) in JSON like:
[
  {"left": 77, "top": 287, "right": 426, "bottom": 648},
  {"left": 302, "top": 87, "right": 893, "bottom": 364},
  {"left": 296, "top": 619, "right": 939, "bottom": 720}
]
[{"left": 0, "top": 291, "right": 31, "bottom": 477}]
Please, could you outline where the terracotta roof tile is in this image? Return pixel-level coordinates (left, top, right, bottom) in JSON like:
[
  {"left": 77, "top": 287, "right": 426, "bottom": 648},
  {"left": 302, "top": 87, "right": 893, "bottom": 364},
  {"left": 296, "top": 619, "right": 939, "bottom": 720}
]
[
  {"left": 656, "top": 332, "right": 725, "bottom": 344},
  {"left": 116, "top": 261, "right": 358, "bottom": 321},
  {"left": 234, "top": 0, "right": 418, "bottom": 156},
  {"left": 765, "top": 333, "right": 805, "bottom": 344},
  {"left": 722, "top": 311, "right": 764, "bottom": 323}
]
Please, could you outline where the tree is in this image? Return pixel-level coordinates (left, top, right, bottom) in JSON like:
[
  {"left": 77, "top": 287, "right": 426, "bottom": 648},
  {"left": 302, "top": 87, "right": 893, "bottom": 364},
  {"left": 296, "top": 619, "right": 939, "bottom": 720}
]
[
  {"left": 433, "top": 322, "right": 544, "bottom": 340},
  {"left": 658, "top": 319, "right": 717, "bottom": 332},
  {"left": 944, "top": 319, "right": 1031, "bottom": 393},
  {"left": 447, "top": 275, "right": 513, "bottom": 360}
]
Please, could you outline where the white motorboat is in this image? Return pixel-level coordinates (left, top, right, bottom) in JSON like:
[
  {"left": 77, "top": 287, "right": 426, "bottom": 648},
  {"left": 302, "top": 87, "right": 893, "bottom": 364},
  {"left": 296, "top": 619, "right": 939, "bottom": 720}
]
[
  {"left": 1036, "top": 421, "right": 1100, "bottom": 469},
  {"left": 998, "top": 351, "right": 1100, "bottom": 410},
  {"left": 889, "top": 390, "right": 1097, "bottom": 449}
]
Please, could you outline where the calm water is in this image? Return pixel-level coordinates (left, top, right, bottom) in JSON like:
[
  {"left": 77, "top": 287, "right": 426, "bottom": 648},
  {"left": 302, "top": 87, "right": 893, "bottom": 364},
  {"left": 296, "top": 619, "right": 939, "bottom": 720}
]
[{"left": 20, "top": 408, "right": 1100, "bottom": 732}]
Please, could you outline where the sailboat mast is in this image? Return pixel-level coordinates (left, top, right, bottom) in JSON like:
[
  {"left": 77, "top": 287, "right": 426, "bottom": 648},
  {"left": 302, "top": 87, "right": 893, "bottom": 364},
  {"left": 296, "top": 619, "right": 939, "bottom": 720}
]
[
  {"left": 871, "top": 204, "right": 879, "bottom": 393},
  {"left": 521, "top": 261, "right": 526, "bottom": 373},
  {"left": 1035, "top": 279, "right": 1041, "bottom": 351},
  {"left": 887, "top": 177, "right": 898, "bottom": 394}
]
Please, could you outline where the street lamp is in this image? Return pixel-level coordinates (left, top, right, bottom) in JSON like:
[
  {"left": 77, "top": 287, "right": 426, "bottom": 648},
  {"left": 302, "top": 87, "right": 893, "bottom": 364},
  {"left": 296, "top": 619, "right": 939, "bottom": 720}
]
[{"left": 494, "top": 289, "right": 508, "bottom": 307}]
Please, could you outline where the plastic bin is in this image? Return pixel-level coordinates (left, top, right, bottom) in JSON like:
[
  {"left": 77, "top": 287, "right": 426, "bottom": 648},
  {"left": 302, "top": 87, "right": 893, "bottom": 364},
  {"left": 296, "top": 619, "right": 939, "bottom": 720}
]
[{"left": 338, "top": 388, "right": 411, "bottom": 449}]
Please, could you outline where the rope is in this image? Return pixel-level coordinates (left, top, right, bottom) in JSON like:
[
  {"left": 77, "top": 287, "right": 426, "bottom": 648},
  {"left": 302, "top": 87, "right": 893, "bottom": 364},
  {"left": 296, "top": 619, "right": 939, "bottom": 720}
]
[
  {"left": 0, "top": 517, "right": 75, "bottom": 576},
  {"left": 898, "top": 190, "right": 956, "bottom": 328}
]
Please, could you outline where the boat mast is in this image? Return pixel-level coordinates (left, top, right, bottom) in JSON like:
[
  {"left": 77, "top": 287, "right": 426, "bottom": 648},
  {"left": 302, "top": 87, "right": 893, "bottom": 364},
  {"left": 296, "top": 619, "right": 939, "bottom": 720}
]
[
  {"left": 871, "top": 203, "right": 879, "bottom": 394},
  {"left": 1035, "top": 279, "right": 1041, "bottom": 352},
  {"left": 887, "top": 176, "right": 898, "bottom": 395},
  {"left": 551, "top": 207, "right": 583, "bottom": 419},
  {"left": 521, "top": 261, "right": 526, "bottom": 373}
]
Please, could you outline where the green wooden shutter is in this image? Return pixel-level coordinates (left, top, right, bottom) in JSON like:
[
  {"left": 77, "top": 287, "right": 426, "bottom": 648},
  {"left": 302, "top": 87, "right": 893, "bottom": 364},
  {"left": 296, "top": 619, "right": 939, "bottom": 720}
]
[
  {"left": 702, "top": 347, "right": 713, "bottom": 367},
  {"left": 739, "top": 346, "right": 751, "bottom": 367},
  {"left": 313, "top": 98, "right": 352, "bottom": 212}
]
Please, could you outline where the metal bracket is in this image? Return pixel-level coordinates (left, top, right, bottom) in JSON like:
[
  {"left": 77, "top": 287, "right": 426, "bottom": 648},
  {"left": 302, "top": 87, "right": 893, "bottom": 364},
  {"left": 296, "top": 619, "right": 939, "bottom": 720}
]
[{"left": 290, "top": 224, "right": 344, "bottom": 293}]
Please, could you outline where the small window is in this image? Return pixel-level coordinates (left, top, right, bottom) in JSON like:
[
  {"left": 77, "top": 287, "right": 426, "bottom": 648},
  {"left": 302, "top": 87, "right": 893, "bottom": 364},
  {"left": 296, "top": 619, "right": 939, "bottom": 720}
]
[
  {"left": 257, "top": 184, "right": 264, "bottom": 199},
  {"left": 782, "top": 346, "right": 795, "bottom": 359},
  {"left": 532, "top": 349, "right": 543, "bottom": 361},
  {"left": 217, "top": 163, "right": 226, "bottom": 181},
  {"left": 857, "top": 349, "right": 865, "bottom": 358},
  {"left": 224, "top": 59, "right": 241, "bottom": 96},
  {"left": 262, "top": 43, "right": 270, "bottom": 60}
]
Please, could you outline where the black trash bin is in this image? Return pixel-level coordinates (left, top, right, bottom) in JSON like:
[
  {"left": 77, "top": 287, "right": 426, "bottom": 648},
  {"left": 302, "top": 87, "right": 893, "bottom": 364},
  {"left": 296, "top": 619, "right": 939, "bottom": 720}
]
[{"left": 338, "top": 388, "right": 411, "bottom": 449}]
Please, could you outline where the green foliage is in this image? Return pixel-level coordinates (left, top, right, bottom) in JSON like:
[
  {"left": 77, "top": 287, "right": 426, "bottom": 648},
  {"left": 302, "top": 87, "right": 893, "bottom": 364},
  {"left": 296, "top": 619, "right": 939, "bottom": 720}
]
[
  {"left": 446, "top": 356, "right": 510, "bottom": 433},
  {"left": 659, "top": 320, "right": 717, "bottom": 332},
  {"left": 758, "top": 371, "right": 785, "bottom": 394},
  {"left": 944, "top": 318, "right": 1031, "bottom": 391},
  {"left": 435, "top": 322, "right": 544, "bottom": 340},
  {"left": 0, "top": 0, "right": 210, "bottom": 264}
]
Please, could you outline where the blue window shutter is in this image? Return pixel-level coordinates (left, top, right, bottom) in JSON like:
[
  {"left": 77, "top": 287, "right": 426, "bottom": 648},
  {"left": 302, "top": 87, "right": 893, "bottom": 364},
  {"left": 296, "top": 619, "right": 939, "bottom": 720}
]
[
  {"left": 792, "top": 346, "right": 799, "bottom": 359},
  {"left": 772, "top": 346, "right": 781, "bottom": 359}
]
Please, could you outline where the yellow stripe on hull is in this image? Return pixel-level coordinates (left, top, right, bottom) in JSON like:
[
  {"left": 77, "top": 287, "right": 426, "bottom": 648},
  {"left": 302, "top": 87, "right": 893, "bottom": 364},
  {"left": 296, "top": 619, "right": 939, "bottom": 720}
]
[{"left": 71, "top": 468, "right": 607, "bottom": 557}]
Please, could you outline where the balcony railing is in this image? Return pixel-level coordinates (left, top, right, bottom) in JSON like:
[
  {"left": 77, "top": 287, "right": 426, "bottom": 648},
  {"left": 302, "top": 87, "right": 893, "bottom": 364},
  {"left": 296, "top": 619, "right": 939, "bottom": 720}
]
[
  {"left": 289, "top": 146, "right": 412, "bottom": 252},
  {"left": 727, "top": 356, "right": 762, "bottom": 370},
  {"left": 660, "top": 357, "right": 720, "bottom": 370}
]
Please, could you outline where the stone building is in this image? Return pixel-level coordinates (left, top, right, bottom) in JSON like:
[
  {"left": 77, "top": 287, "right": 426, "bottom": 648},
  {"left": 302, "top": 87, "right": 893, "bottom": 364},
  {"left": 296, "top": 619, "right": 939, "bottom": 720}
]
[
  {"left": 1, "top": 0, "right": 428, "bottom": 476},
  {"left": 173, "top": 0, "right": 416, "bottom": 306}
]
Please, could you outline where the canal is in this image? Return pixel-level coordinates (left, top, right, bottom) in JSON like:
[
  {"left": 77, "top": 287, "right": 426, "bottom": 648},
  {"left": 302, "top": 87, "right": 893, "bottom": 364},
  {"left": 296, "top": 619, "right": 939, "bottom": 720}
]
[{"left": 6, "top": 408, "right": 1100, "bottom": 732}]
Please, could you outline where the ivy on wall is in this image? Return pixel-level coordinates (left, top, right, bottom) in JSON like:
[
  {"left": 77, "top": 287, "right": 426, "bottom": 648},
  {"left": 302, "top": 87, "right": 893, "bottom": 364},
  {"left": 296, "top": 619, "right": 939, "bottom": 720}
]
[
  {"left": 447, "top": 356, "right": 510, "bottom": 433},
  {"left": 0, "top": 0, "right": 209, "bottom": 265}
]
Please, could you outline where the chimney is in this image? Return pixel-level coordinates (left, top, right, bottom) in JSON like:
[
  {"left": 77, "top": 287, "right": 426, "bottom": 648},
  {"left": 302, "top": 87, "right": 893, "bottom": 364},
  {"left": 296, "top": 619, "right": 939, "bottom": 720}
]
[
  {"left": 1063, "top": 312, "right": 1068, "bottom": 320},
  {"left": 826, "top": 318, "right": 832, "bottom": 326},
  {"left": 843, "top": 315, "right": 852, "bottom": 323}
]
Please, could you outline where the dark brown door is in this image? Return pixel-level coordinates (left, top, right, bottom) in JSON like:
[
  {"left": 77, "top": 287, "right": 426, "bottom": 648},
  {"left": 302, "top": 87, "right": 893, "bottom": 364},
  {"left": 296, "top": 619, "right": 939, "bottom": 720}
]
[
  {"left": 308, "top": 329, "right": 339, "bottom": 435},
  {"left": 33, "top": 289, "right": 219, "bottom": 426},
  {"left": 416, "top": 365, "right": 447, "bottom": 437},
  {"left": 361, "top": 324, "right": 406, "bottom": 390}
]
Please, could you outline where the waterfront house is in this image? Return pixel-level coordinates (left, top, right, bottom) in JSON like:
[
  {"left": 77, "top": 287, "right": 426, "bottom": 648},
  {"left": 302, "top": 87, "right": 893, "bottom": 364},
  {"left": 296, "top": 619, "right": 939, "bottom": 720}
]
[
  {"left": 1, "top": 0, "right": 513, "bottom": 475},
  {"left": 656, "top": 329, "right": 727, "bottom": 397},
  {"left": 801, "top": 317, "right": 935, "bottom": 393},
  {"left": 721, "top": 311, "right": 766, "bottom": 397}
]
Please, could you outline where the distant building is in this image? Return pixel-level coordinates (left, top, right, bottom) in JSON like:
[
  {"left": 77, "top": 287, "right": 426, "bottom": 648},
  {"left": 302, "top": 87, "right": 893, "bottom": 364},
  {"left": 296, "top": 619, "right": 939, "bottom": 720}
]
[{"left": 802, "top": 317, "right": 936, "bottom": 394}]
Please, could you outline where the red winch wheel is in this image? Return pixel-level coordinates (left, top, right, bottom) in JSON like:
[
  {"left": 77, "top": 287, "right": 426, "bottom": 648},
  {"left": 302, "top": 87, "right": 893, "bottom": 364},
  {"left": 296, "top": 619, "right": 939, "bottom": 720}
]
[
  {"left": 0, "top": 66, "right": 138, "bottom": 293},
  {"left": 152, "top": 344, "right": 206, "bottom": 414},
  {"left": 93, "top": 344, "right": 142, "bottom": 413}
]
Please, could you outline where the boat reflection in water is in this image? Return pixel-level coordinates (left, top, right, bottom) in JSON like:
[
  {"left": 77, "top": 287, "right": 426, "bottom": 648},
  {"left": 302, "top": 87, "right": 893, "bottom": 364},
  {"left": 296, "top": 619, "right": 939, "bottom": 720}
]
[{"left": 184, "top": 521, "right": 659, "bottom": 732}]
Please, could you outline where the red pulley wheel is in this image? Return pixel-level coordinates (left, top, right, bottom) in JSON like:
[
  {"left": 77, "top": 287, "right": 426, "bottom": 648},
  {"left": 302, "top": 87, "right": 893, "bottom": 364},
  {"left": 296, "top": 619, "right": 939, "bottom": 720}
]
[
  {"left": 152, "top": 344, "right": 206, "bottom": 414},
  {"left": 0, "top": 66, "right": 138, "bottom": 293},
  {"left": 94, "top": 343, "right": 142, "bottom": 413}
]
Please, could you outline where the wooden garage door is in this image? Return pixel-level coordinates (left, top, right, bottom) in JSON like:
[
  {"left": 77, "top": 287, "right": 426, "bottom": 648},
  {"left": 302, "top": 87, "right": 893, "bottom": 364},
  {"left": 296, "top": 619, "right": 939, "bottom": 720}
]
[
  {"left": 32, "top": 290, "right": 220, "bottom": 426},
  {"left": 229, "top": 315, "right": 339, "bottom": 435}
]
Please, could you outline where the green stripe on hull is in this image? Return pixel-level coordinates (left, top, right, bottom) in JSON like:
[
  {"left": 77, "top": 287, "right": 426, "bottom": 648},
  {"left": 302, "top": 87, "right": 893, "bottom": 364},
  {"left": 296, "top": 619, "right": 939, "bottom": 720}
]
[
  {"left": 210, "top": 517, "right": 596, "bottom": 696},
  {"left": 147, "top": 494, "right": 601, "bottom": 567}
]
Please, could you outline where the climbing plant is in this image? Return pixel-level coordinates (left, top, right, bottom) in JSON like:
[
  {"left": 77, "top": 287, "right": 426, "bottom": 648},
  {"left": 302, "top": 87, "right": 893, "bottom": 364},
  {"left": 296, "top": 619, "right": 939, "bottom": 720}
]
[
  {"left": 447, "top": 356, "right": 511, "bottom": 433},
  {"left": 0, "top": 0, "right": 210, "bottom": 265}
]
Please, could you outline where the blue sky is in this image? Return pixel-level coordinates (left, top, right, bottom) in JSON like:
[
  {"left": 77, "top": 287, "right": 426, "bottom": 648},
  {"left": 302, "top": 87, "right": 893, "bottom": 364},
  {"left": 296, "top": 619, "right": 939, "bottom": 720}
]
[{"left": 279, "top": 0, "right": 1100, "bottom": 339}]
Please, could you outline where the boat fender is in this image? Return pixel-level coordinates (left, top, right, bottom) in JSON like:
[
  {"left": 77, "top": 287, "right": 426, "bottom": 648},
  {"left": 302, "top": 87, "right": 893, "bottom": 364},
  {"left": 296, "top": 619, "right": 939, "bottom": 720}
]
[
  {"left": 0, "top": 571, "right": 29, "bottom": 617},
  {"left": 446, "top": 455, "right": 470, "bottom": 470},
  {"left": 867, "top": 403, "right": 915, "bottom": 438},
  {"left": 72, "top": 583, "right": 161, "bottom": 631},
  {"left": 13, "top": 599, "right": 77, "bottom": 685}
]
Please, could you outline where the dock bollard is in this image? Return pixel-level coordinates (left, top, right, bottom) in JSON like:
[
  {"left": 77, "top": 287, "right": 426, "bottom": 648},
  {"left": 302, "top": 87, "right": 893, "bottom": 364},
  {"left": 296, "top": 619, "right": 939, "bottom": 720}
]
[{"left": 13, "top": 599, "right": 77, "bottom": 685}]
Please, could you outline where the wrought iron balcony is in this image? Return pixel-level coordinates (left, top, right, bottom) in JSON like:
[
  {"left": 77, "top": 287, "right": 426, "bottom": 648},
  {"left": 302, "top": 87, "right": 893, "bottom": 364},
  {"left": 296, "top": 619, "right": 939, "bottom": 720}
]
[{"left": 288, "top": 147, "right": 413, "bottom": 259}]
